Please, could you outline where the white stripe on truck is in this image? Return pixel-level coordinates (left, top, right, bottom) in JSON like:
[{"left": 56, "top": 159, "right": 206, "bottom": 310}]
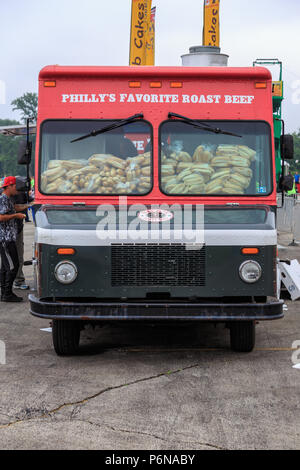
[{"left": 36, "top": 227, "right": 277, "bottom": 247}]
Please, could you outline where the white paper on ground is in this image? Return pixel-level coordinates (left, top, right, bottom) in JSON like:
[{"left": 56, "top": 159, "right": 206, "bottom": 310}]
[
  {"left": 278, "top": 259, "right": 300, "bottom": 301},
  {"left": 292, "top": 363, "right": 300, "bottom": 369},
  {"left": 40, "top": 328, "right": 52, "bottom": 333}
]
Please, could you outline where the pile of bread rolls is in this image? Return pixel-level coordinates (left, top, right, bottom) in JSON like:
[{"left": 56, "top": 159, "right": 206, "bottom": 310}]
[
  {"left": 161, "top": 147, "right": 213, "bottom": 194},
  {"left": 41, "top": 152, "right": 151, "bottom": 194},
  {"left": 41, "top": 144, "right": 256, "bottom": 195},
  {"left": 161, "top": 144, "right": 255, "bottom": 195}
]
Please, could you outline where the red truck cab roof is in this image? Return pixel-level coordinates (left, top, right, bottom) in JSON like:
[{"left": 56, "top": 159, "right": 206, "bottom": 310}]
[{"left": 35, "top": 65, "right": 275, "bottom": 206}]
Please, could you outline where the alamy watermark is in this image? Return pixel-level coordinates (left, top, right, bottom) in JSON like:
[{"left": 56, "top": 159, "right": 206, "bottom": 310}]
[
  {"left": 0, "top": 340, "right": 6, "bottom": 365},
  {"left": 0, "top": 80, "right": 5, "bottom": 104},
  {"left": 95, "top": 198, "right": 204, "bottom": 249}
]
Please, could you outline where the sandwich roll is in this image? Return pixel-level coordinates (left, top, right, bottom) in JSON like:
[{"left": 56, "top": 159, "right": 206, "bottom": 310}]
[
  {"left": 230, "top": 173, "right": 251, "bottom": 188},
  {"left": 192, "top": 164, "right": 214, "bottom": 177},
  {"left": 202, "top": 150, "right": 213, "bottom": 162},
  {"left": 126, "top": 155, "right": 146, "bottom": 167},
  {"left": 230, "top": 157, "right": 250, "bottom": 168},
  {"left": 182, "top": 174, "right": 205, "bottom": 184},
  {"left": 237, "top": 145, "right": 256, "bottom": 159},
  {"left": 176, "top": 168, "right": 193, "bottom": 181},
  {"left": 163, "top": 158, "right": 177, "bottom": 167},
  {"left": 177, "top": 151, "right": 193, "bottom": 162},
  {"left": 162, "top": 176, "right": 177, "bottom": 185},
  {"left": 89, "top": 154, "right": 125, "bottom": 169},
  {"left": 106, "top": 158, "right": 126, "bottom": 169},
  {"left": 177, "top": 162, "right": 194, "bottom": 172},
  {"left": 211, "top": 156, "right": 231, "bottom": 167},
  {"left": 210, "top": 168, "right": 231, "bottom": 180},
  {"left": 45, "top": 177, "right": 65, "bottom": 193},
  {"left": 141, "top": 166, "right": 151, "bottom": 176},
  {"left": 61, "top": 160, "right": 89, "bottom": 170},
  {"left": 223, "top": 179, "right": 244, "bottom": 192},
  {"left": 48, "top": 160, "right": 64, "bottom": 169},
  {"left": 233, "top": 167, "right": 253, "bottom": 178},
  {"left": 41, "top": 175, "right": 47, "bottom": 191},
  {"left": 192, "top": 145, "right": 205, "bottom": 162},
  {"left": 206, "top": 178, "right": 225, "bottom": 192},
  {"left": 187, "top": 183, "right": 206, "bottom": 193},
  {"left": 139, "top": 176, "right": 151, "bottom": 184},
  {"left": 161, "top": 164, "right": 176, "bottom": 176},
  {"left": 217, "top": 144, "right": 239, "bottom": 152},
  {"left": 222, "top": 187, "right": 244, "bottom": 195},
  {"left": 206, "top": 185, "right": 223, "bottom": 194},
  {"left": 43, "top": 166, "right": 66, "bottom": 182},
  {"left": 168, "top": 183, "right": 187, "bottom": 194},
  {"left": 192, "top": 146, "right": 213, "bottom": 163},
  {"left": 46, "top": 182, "right": 59, "bottom": 193},
  {"left": 216, "top": 145, "right": 239, "bottom": 156}
]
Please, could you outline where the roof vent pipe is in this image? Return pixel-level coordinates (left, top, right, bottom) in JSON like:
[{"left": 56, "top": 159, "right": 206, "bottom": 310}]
[{"left": 181, "top": 45, "right": 229, "bottom": 67}]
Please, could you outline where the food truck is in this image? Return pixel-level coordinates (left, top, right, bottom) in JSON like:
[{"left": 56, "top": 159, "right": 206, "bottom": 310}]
[{"left": 27, "top": 65, "right": 291, "bottom": 355}]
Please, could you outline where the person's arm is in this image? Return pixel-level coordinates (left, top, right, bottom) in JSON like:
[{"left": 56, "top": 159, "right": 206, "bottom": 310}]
[
  {"left": 0, "top": 213, "right": 26, "bottom": 222},
  {"left": 14, "top": 203, "right": 32, "bottom": 212}
]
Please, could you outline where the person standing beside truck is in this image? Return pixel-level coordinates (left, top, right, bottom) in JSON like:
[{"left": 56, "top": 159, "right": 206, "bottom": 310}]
[
  {"left": 0, "top": 176, "right": 26, "bottom": 302},
  {"left": 11, "top": 189, "right": 34, "bottom": 290}
]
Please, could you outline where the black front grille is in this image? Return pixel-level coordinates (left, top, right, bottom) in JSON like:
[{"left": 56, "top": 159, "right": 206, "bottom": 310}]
[{"left": 111, "top": 244, "right": 206, "bottom": 287}]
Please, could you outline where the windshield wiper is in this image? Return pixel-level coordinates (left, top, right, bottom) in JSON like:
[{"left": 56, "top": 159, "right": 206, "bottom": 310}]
[
  {"left": 168, "top": 112, "right": 242, "bottom": 138},
  {"left": 71, "top": 113, "right": 144, "bottom": 143}
]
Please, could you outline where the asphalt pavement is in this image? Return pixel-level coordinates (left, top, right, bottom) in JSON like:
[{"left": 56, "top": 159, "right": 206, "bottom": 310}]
[{"left": 0, "top": 222, "right": 299, "bottom": 450}]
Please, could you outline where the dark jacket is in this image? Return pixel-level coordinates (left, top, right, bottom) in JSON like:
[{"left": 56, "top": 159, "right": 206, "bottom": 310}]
[{"left": 11, "top": 192, "right": 33, "bottom": 234}]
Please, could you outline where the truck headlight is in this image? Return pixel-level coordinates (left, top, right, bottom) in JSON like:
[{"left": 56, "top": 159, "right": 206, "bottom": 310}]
[
  {"left": 55, "top": 261, "right": 78, "bottom": 284},
  {"left": 239, "top": 260, "right": 262, "bottom": 284}
]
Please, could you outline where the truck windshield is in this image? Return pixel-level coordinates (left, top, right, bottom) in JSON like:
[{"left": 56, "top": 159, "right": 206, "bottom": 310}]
[
  {"left": 40, "top": 120, "right": 152, "bottom": 195},
  {"left": 160, "top": 121, "right": 272, "bottom": 196}
]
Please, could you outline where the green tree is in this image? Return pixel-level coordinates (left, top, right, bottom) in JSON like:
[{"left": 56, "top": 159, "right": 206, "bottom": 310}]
[
  {"left": 11, "top": 92, "right": 38, "bottom": 123},
  {"left": 0, "top": 119, "right": 35, "bottom": 178},
  {"left": 290, "top": 130, "right": 300, "bottom": 173}
]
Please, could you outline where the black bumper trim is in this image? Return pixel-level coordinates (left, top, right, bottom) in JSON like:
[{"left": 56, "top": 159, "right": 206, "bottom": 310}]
[{"left": 29, "top": 295, "right": 284, "bottom": 321}]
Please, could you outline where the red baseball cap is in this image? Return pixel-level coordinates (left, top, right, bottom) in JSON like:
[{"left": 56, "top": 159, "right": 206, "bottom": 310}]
[{"left": 1, "top": 176, "right": 16, "bottom": 188}]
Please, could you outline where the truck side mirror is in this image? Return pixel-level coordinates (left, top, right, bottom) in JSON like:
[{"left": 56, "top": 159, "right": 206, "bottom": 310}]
[
  {"left": 18, "top": 140, "right": 32, "bottom": 165},
  {"left": 280, "top": 134, "right": 294, "bottom": 160}
]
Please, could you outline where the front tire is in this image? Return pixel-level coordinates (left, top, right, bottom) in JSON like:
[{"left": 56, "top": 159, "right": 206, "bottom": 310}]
[
  {"left": 52, "top": 320, "right": 81, "bottom": 356},
  {"left": 229, "top": 321, "right": 255, "bottom": 352}
]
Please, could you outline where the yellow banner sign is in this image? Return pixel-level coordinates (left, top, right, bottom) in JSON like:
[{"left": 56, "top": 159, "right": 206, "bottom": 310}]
[
  {"left": 129, "top": 0, "right": 152, "bottom": 66},
  {"left": 203, "top": 0, "right": 220, "bottom": 47}
]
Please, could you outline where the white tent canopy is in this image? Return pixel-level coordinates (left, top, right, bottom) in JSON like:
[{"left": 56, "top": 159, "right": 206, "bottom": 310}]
[{"left": 0, "top": 124, "right": 36, "bottom": 136}]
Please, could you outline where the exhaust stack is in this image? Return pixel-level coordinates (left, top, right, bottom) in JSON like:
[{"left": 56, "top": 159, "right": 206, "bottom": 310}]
[{"left": 181, "top": 45, "right": 229, "bottom": 67}]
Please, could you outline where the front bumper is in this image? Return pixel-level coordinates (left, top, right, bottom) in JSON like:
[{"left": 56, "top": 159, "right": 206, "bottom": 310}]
[{"left": 29, "top": 295, "right": 284, "bottom": 321}]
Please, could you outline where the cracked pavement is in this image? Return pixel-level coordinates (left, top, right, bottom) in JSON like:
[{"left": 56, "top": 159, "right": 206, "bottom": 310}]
[{"left": 0, "top": 223, "right": 299, "bottom": 450}]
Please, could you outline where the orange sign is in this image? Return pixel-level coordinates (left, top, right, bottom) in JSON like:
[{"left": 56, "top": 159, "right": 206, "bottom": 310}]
[{"left": 272, "top": 81, "right": 283, "bottom": 98}]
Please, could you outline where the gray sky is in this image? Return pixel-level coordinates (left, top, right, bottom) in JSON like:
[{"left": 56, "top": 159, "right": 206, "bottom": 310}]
[{"left": 0, "top": 0, "right": 299, "bottom": 132}]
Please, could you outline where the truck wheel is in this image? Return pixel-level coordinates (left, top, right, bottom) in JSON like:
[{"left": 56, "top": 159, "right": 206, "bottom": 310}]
[
  {"left": 229, "top": 321, "right": 255, "bottom": 352},
  {"left": 52, "top": 320, "right": 81, "bottom": 356}
]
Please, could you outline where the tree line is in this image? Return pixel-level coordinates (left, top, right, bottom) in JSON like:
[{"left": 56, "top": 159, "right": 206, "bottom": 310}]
[{"left": 0, "top": 93, "right": 37, "bottom": 178}]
